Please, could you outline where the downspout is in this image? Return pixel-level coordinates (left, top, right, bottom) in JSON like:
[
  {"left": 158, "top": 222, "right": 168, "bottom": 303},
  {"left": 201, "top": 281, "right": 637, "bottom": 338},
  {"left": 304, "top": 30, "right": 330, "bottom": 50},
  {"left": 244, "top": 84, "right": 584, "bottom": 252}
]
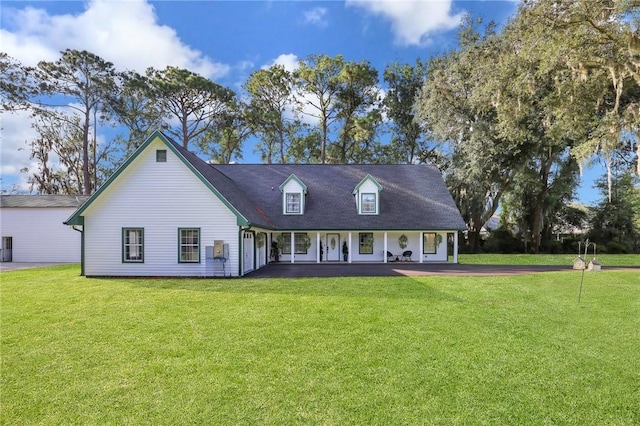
[
  {"left": 238, "top": 227, "right": 243, "bottom": 277},
  {"left": 71, "top": 225, "right": 84, "bottom": 276}
]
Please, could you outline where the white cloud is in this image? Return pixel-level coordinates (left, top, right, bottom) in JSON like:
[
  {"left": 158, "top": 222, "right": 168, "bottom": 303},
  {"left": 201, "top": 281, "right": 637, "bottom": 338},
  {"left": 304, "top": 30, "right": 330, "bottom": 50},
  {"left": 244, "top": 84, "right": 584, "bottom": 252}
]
[
  {"left": 346, "top": 0, "right": 464, "bottom": 46},
  {"left": 0, "top": 0, "right": 231, "bottom": 192},
  {"left": 264, "top": 54, "right": 300, "bottom": 72},
  {"left": 303, "top": 7, "right": 329, "bottom": 28},
  {"left": 0, "top": 0, "right": 229, "bottom": 78},
  {"left": 0, "top": 111, "right": 40, "bottom": 193}
]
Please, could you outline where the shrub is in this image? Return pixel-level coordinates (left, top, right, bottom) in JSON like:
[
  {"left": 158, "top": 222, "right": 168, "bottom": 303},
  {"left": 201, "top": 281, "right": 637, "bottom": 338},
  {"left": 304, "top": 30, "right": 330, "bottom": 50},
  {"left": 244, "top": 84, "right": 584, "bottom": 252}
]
[{"left": 483, "top": 227, "right": 522, "bottom": 253}]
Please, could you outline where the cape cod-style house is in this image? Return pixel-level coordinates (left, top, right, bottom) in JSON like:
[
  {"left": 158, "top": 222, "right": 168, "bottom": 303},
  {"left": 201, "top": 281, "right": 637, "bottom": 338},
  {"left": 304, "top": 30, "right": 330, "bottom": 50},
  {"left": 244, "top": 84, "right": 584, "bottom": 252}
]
[{"left": 65, "top": 131, "right": 466, "bottom": 277}]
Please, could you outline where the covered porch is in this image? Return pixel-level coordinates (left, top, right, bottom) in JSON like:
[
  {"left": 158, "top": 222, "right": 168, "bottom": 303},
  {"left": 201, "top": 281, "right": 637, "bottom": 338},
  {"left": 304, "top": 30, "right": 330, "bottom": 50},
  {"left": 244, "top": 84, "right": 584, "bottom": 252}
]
[{"left": 257, "top": 230, "right": 460, "bottom": 265}]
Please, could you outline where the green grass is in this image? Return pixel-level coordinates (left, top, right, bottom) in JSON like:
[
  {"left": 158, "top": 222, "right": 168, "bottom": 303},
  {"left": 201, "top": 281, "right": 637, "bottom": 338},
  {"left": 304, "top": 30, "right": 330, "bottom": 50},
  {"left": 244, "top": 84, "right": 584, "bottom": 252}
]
[
  {"left": 459, "top": 253, "right": 640, "bottom": 266},
  {"left": 2, "top": 265, "right": 639, "bottom": 425}
]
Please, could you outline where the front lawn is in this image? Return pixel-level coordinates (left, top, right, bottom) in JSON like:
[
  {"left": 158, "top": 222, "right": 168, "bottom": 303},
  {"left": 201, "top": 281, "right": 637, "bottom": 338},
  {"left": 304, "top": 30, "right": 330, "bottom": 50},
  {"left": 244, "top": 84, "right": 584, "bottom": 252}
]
[
  {"left": 2, "top": 265, "right": 639, "bottom": 424},
  {"left": 459, "top": 253, "right": 640, "bottom": 266}
]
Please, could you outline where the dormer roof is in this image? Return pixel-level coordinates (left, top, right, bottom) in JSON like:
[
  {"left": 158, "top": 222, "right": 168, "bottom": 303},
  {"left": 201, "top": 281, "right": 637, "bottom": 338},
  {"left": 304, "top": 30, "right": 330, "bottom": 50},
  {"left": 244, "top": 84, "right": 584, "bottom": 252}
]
[
  {"left": 278, "top": 174, "right": 308, "bottom": 194},
  {"left": 352, "top": 174, "right": 382, "bottom": 195}
]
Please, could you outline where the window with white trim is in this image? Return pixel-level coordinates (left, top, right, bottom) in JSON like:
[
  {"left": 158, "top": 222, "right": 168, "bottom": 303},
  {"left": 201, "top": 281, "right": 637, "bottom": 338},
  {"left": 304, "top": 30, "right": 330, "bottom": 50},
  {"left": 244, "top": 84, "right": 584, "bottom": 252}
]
[
  {"left": 179, "top": 228, "right": 200, "bottom": 263},
  {"left": 123, "top": 228, "right": 144, "bottom": 262},
  {"left": 156, "top": 149, "right": 167, "bottom": 162},
  {"left": 285, "top": 193, "right": 301, "bottom": 214},
  {"left": 361, "top": 193, "right": 377, "bottom": 214}
]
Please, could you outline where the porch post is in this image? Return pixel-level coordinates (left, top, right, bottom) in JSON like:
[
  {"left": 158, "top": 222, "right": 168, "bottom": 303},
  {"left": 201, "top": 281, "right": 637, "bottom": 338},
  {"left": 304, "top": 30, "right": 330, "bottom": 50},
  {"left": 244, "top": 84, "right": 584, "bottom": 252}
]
[
  {"left": 290, "top": 231, "right": 295, "bottom": 263},
  {"left": 348, "top": 232, "right": 352, "bottom": 263},
  {"left": 316, "top": 232, "right": 321, "bottom": 263},
  {"left": 453, "top": 232, "right": 459, "bottom": 264},
  {"left": 383, "top": 232, "right": 388, "bottom": 263},
  {"left": 419, "top": 232, "right": 424, "bottom": 264}
]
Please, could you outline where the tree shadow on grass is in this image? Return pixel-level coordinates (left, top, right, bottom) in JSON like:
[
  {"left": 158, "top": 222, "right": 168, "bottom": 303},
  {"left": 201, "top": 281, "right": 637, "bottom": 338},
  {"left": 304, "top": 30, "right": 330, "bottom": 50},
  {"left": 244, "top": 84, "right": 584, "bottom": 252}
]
[{"left": 121, "top": 274, "right": 466, "bottom": 303}]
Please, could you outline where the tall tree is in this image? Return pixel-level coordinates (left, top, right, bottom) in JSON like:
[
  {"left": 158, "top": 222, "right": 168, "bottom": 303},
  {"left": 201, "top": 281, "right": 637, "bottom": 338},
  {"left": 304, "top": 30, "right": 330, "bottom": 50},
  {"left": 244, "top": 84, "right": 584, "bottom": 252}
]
[
  {"left": 199, "top": 99, "right": 250, "bottom": 164},
  {"left": 142, "top": 66, "right": 236, "bottom": 151},
  {"left": 29, "top": 49, "right": 118, "bottom": 194},
  {"left": 587, "top": 170, "right": 640, "bottom": 252},
  {"left": 23, "top": 113, "right": 85, "bottom": 194},
  {"left": 294, "top": 54, "right": 344, "bottom": 163},
  {"left": 110, "top": 70, "right": 165, "bottom": 158},
  {"left": 519, "top": 0, "right": 640, "bottom": 196},
  {"left": 331, "top": 59, "right": 381, "bottom": 163},
  {"left": 244, "top": 65, "right": 298, "bottom": 163},
  {"left": 0, "top": 53, "right": 31, "bottom": 112},
  {"left": 416, "top": 18, "right": 517, "bottom": 251},
  {"left": 383, "top": 59, "right": 431, "bottom": 164}
]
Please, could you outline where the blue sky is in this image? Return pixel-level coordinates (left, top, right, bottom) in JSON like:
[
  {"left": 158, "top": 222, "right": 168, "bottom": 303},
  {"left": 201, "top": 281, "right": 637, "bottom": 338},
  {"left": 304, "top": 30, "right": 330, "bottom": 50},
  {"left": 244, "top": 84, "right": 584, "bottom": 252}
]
[{"left": 0, "top": 0, "right": 604, "bottom": 204}]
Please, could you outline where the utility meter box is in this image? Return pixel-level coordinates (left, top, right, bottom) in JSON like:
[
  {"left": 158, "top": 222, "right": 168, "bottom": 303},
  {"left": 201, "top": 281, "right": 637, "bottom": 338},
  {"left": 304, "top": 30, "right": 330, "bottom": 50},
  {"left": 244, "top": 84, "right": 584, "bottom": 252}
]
[{"left": 213, "top": 240, "right": 225, "bottom": 259}]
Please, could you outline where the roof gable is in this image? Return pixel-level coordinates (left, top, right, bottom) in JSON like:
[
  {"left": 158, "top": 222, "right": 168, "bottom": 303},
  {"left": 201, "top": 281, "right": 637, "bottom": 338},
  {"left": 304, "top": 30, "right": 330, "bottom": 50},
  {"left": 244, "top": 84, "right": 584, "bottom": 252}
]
[
  {"left": 352, "top": 174, "right": 382, "bottom": 195},
  {"left": 278, "top": 174, "right": 308, "bottom": 194},
  {"left": 65, "top": 131, "right": 249, "bottom": 226}
]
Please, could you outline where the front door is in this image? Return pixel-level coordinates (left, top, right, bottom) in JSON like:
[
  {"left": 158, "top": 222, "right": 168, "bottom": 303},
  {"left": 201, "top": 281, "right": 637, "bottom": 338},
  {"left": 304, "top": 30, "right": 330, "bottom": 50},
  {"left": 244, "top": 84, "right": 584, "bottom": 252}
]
[
  {"left": 326, "top": 233, "right": 340, "bottom": 261},
  {"left": 1, "top": 237, "right": 12, "bottom": 262}
]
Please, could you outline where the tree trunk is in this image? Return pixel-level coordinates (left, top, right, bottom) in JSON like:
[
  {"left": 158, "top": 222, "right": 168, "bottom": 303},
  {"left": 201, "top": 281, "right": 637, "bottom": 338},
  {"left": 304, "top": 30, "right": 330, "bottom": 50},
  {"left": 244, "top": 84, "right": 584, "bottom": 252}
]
[
  {"left": 468, "top": 213, "right": 482, "bottom": 252},
  {"left": 82, "top": 111, "right": 91, "bottom": 195}
]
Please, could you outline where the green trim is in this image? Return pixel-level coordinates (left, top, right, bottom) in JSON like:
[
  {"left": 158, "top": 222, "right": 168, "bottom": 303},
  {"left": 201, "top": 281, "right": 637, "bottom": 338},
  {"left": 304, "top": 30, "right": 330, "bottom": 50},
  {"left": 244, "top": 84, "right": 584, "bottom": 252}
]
[
  {"left": 278, "top": 173, "right": 308, "bottom": 194},
  {"left": 238, "top": 228, "right": 243, "bottom": 276},
  {"left": 122, "top": 228, "right": 144, "bottom": 263},
  {"left": 64, "top": 130, "right": 250, "bottom": 227},
  {"left": 178, "top": 227, "right": 201, "bottom": 263},
  {"left": 80, "top": 219, "right": 85, "bottom": 276},
  {"left": 352, "top": 174, "right": 383, "bottom": 195}
]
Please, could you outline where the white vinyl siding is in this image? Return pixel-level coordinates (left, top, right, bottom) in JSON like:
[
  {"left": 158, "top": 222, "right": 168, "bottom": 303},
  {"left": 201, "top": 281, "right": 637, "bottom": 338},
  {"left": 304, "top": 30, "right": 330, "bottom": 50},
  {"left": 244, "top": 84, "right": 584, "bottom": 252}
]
[
  {"left": 0, "top": 207, "right": 81, "bottom": 262},
  {"left": 82, "top": 138, "right": 239, "bottom": 276}
]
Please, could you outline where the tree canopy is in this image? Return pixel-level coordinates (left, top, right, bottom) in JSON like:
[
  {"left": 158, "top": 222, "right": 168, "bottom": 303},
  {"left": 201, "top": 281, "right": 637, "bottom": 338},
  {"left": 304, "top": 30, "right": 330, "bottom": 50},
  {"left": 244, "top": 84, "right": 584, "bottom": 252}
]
[{"left": 1, "top": 0, "right": 638, "bottom": 252}]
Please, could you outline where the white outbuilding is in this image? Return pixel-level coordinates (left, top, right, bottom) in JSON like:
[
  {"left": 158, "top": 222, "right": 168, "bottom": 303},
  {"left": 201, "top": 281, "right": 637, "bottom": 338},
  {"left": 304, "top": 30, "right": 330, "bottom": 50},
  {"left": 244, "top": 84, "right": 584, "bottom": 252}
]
[{"left": 0, "top": 195, "right": 88, "bottom": 263}]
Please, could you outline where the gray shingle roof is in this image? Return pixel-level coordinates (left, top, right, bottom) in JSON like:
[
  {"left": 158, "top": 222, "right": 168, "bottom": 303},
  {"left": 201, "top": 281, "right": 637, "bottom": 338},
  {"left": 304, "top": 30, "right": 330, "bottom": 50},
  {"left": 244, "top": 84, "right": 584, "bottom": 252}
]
[
  {"left": 0, "top": 195, "right": 89, "bottom": 208},
  {"left": 170, "top": 139, "right": 466, "bottom": 231}
]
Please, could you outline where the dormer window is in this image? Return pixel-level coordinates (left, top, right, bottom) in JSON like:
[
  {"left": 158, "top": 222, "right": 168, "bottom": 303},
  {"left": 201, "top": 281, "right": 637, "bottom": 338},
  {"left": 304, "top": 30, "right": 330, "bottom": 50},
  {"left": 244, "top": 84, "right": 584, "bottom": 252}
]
[
  {"left": 279, "top": 173, "right": 307, "bottom": 215},
  {"left": 286, "top": 193, "right": 301, "bottom": 214},
  {"left": 353, "top": 174, "right": 382, "bottom": 215},
  {"left": 361, "top": 193, "right": 377, "bottom": 214}
]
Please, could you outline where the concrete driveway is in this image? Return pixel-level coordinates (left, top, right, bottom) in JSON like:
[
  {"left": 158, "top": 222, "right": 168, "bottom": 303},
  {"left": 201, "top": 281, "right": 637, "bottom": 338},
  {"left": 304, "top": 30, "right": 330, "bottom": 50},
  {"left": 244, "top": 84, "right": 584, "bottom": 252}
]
[
  {"left": 0, "top": 262, "right": 76, "bottom": 272},
  {"left": 245, "top": 262, "right": 576, "bottom": 278}
]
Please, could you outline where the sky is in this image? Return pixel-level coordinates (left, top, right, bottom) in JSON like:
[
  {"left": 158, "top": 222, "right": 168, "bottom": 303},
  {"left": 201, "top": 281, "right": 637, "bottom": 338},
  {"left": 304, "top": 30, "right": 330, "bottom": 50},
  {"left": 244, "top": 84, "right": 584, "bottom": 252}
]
[{"left": 0, "top": 0, "right": 605, "bottom": 204}]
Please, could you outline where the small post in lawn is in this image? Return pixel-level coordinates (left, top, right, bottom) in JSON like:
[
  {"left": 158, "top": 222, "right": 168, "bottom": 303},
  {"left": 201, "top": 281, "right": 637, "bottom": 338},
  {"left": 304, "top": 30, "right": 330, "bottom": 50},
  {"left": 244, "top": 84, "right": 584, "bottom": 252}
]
[{"left": 578, "top": 239, "right": 592, "bottom": 303}]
